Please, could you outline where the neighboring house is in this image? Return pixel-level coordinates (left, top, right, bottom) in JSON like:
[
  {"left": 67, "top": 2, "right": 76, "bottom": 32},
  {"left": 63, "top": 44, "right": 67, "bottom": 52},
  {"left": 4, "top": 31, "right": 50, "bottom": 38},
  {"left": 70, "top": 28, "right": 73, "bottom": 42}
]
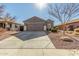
[
  {"left": 23, "top": 16, "right": 54, "bottom": 31},
  {"left": 58, "top": 19, "right": 79, "bottom": 31},
  {"left": 0, "top": 16, "right": 21, "bottom": 31}
]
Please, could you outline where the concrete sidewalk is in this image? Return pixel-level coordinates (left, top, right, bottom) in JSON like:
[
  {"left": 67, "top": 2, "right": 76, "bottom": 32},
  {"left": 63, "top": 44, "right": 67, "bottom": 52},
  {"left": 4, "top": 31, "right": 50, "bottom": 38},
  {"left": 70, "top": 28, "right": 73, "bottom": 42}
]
[{"left": 0, "top": 49, "right": 79, "bottom": 56}]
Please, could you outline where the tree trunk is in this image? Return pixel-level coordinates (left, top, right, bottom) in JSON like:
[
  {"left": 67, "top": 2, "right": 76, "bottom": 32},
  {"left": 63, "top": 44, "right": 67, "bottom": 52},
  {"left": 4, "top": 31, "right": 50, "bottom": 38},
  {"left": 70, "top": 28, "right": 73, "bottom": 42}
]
[{"left": 62, "top": 24, "right": 66, "bottom": 36}]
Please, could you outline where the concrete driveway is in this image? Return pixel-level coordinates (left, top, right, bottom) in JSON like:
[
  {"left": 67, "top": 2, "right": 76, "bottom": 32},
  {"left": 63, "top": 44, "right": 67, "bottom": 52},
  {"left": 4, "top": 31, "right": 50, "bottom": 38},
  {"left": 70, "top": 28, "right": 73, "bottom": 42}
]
[{"left": 0, "top": 31, "right": 55, "bottom": 48}]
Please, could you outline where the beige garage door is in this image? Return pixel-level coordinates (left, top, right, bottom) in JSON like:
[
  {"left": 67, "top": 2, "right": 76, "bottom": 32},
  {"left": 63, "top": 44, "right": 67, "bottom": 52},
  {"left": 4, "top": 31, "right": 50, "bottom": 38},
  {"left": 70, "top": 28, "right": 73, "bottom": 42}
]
[{"left": 27, "top": 24, "right": 44, "bottom": 31}]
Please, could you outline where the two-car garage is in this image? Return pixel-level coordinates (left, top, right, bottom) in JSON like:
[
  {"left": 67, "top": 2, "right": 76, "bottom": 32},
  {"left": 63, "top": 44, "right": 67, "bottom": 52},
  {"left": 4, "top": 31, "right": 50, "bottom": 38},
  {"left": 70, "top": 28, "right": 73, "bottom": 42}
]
[
  {"left": 23, "top": 16, "right": 53, "bottom": 31},
  {"left": 23, "top": 16, "right": 46, "bottom": 31},
  {"left": 27, "top": 23, "right": 44, "bottom": 31}
]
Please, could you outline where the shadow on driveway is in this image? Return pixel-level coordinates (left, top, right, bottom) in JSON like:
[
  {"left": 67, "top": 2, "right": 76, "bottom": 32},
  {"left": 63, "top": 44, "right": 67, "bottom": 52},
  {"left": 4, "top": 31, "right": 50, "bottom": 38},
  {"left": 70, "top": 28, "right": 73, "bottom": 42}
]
[{"left": 12, "top": 31, "right": 47, "bottom": 41}]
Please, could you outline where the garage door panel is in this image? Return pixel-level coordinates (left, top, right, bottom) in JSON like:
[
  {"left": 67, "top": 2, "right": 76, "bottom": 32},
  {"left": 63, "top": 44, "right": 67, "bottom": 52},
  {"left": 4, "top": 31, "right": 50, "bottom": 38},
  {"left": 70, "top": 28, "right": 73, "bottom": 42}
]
[{"left": 27, "top": 24, "right": 44, "bottom": 31}]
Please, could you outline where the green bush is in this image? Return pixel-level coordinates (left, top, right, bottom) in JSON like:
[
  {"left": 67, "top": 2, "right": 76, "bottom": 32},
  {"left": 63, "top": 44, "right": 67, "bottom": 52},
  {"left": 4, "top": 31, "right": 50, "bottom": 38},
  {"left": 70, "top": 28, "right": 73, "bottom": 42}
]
[
  {"left": 51, "top": 29, "right": 58, "bottom": 32},
  {"left": 47, "top": 28, "right": 51, "bottom": 31},
  {"left": 51, "top": 27, "right": 58, "bottom": 33},
  {"left": 46, "top": 26, "right": 58, "bottom": 33}
]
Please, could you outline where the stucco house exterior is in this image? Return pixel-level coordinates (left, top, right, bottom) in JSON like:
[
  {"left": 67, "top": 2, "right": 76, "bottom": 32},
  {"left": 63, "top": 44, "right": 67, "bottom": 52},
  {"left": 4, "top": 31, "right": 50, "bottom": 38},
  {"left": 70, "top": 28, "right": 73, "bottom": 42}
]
[
  {"left": 58, "top": 19, "right": 79, "bottom": 31},
  {"left": 23, "top": 16, "right": 53, "bottom": 31},
  {"left": 0, "top": 16, "right": 21, "bottom": 31}
]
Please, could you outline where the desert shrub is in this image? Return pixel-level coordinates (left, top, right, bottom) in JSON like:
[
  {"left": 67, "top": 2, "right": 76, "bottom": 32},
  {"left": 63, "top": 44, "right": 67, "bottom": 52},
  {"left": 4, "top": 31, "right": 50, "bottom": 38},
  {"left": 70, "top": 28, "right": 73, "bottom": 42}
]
[
  {"left": 47, "top": 26, "right": 58, "bottom": 32},
  {"left": 51, "top": 26, "right": 58, "bottom": 33},
  {"left": 47, "top": 28, "right": 51, "bottom": 31},
  {"left": 51, "top": 29, "right": 58, "bottom": 32}
]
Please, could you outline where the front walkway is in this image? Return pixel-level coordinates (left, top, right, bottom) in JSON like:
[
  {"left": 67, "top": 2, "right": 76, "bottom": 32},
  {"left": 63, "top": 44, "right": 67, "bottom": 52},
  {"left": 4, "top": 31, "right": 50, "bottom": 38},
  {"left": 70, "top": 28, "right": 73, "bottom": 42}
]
[{"left": 0, "top": 31, "right": 55, "bottom": 48}]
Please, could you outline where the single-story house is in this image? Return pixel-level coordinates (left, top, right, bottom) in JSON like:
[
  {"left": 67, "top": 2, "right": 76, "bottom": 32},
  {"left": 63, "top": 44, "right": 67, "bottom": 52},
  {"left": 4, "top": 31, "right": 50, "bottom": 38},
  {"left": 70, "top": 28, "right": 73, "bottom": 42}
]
[
  {"left": 58, "top": 19, "right": 79, "bottom": 31},
  {"left": 23, "top": 16, "right": 54, "bottom": 31},
  {"left": 0, "top": 16, "right": 21, "bottom": 31}
]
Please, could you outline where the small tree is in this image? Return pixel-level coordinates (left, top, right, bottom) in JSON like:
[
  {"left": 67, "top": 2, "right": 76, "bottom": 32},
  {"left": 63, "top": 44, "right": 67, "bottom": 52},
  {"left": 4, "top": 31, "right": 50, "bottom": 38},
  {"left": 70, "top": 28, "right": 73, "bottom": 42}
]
[
  {"left": 48, "top": 3, "right": 79, "bottom": 35},
  {"left": 5, "top": 13, "right": 16, "bottom": 21}
]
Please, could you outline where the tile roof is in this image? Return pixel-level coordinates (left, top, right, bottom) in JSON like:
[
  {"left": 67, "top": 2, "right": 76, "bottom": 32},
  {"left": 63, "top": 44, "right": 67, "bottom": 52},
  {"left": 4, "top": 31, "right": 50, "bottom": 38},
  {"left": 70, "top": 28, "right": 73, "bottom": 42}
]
[
  {"left": 70, "top": 19, "right": 79, "bottom": 23},
  {"left": 57, "top": 19, "right": 79, "bottom": 26},
  {"left": 23, "top": 16, "right": 46, "bottom": 22}
]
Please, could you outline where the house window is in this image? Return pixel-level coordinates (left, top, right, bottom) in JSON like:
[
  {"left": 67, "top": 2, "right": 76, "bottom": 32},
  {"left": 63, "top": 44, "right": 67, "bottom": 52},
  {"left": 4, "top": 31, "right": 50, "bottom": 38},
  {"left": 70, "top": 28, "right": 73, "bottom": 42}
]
[
  {"left": 68, "top": 25, "right": 74, "bottom": 31},
  {"left": 10, "top": 24, "right": 12, "bottom": 28},
  {"left": 3, "top": 23, "right": 5, "bottom": 28},
  {"left": 76, "top": 26, "right": 79, "bottom": 28},
  {"left": 15, "top": 25, "right": 17, "bottom": 28},
  {"left": 0, "top": 23, "right": 3, "bottom": 28}
]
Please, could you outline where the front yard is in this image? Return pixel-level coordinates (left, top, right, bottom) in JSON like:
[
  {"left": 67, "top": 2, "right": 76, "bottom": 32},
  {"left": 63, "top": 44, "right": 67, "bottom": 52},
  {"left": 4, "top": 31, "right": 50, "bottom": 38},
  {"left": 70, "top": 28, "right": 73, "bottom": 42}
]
[
  {"left": 48, "top": 32, "right": 79, "bottom": 49},
  {"left": 0, "top": 30, "right": 79, "bottom": 49},
  {"left": 0, "top": 30, "right": 18, "bottom": 41},
  {"left": 0, "top": 31, "right": 55, "bottom": 49}
]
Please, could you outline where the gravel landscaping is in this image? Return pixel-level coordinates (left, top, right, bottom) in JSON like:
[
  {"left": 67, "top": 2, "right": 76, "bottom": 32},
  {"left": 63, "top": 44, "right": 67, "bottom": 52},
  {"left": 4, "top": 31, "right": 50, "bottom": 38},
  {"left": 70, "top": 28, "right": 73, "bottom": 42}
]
[
  {"left": 0, "top": 31, "right": 18, "bottom": 41},
  {"left": 48, "top": 32, "right": 79, "bottom": 49}
]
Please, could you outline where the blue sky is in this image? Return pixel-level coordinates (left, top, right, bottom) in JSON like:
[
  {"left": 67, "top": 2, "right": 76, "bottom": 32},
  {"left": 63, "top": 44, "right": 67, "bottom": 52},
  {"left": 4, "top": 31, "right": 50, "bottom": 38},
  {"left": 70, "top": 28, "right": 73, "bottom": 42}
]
[
  {"left": 2, "top": 4, "right": 49, "bottom": 22},
  {"left": 0, "top": 3, "right": 63, "bottom": 25},
  {"left": 1, "top": 3, "right": 79, "bottom": 26}
]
